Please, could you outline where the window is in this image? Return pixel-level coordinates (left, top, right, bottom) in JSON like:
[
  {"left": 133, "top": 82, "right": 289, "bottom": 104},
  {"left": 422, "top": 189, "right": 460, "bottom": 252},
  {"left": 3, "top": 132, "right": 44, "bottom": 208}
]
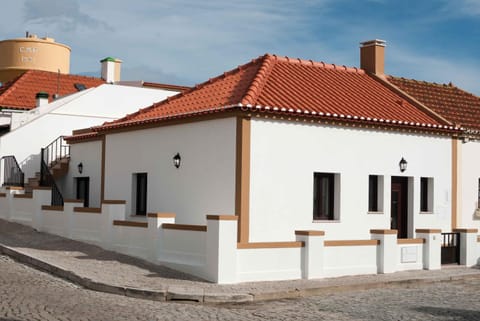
[
  {"left": 368, "top": 175, "right": 384, "bottom": 212},
  {"left": 133, "top": 173, "right": 147, "bottom": 215},
  {"left": 313, "top": 173, "right": 336, "bottom": 220},
  {"left": 420, "top": 177, "right": 433, "bottom": 212},
  {"left": 369, "top": 175, "right": 378, "bottom": 212}
]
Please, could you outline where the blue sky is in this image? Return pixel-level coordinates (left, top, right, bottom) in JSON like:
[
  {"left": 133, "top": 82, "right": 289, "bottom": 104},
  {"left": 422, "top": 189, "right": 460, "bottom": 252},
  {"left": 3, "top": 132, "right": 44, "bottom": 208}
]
[{"left": 1, "top": 0, "right": 479, "bottom": 94}]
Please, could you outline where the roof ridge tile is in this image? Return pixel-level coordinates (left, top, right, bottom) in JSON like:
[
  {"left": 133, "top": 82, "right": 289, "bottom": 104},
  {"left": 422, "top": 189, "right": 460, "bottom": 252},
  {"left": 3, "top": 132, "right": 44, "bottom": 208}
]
[{"left": 241, "top": 54, "right": 276, "bottom": 105}]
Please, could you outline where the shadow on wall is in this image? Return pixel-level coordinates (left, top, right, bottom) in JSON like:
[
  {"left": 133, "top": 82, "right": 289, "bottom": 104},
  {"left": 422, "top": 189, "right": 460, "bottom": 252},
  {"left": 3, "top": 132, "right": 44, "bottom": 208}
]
[
  {"left": 0, "top": 218, "right": 205, "bottom": 282},
  {"left": 19, "top": 153, "right": 40, "bottom": 181},
  {"left": 413, "top": 306, "right": 480, "bottom": 321}
]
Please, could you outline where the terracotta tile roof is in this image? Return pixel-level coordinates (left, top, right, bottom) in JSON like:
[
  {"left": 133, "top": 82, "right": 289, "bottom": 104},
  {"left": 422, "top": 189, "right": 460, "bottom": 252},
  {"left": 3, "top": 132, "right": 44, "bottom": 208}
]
[
  {"left": 0, "top": 70, "right": 104, "bottom": 110},
  {"left": 388, "top": 76, "right": 480, "bottom": 132},
  {"left": 90, "top": 54, "right": 454, "bottom": 134}
]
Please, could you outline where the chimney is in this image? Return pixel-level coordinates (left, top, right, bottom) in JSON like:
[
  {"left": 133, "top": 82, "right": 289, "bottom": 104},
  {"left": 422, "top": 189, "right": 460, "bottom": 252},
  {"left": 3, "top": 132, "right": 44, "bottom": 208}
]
[
  {"left": 100, "top": 57, "right": 122, "bottom": 83},
  {"left": 35, "top": 92, "right": 49, "bottom": 108},
  {"left": 360, "top": 39, "right": 386, "bottom": 75}
]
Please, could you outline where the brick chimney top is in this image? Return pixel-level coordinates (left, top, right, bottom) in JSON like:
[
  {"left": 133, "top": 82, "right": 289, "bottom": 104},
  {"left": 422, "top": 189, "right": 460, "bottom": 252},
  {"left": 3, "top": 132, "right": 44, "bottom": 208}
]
[{"left": 360, "top": 39, "right": 386, "bottom": 76}]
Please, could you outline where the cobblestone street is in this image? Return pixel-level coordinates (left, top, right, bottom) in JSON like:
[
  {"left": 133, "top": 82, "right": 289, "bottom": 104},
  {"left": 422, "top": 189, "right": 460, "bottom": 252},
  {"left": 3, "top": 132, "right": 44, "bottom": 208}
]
[{"left": 1, "top": 255, "right": 479, "bottom": 321}]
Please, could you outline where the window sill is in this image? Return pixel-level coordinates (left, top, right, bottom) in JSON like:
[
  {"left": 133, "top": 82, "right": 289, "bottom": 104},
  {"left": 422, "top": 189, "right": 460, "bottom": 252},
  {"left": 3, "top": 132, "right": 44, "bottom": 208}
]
[
  {"left": 419, "top": 211, "right": 434, "bottom": 215},
  {"left": 313, "top": 219, "right": 341, "bottom": 223},
  {"left": 367, "top": 211, "right": 384, "bottom": 215}
]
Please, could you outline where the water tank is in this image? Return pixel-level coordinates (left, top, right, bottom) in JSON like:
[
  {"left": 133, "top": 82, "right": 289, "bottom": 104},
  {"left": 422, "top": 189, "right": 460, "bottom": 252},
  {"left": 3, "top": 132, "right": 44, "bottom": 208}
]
[{"left": 0, "top": 34, "right": 71, "bottom": 83}]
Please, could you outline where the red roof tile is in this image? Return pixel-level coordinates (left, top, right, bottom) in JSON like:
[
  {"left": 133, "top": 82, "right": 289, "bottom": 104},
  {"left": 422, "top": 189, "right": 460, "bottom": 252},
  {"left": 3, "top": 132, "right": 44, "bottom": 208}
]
[
  {"left": 92, "top": 54, "right": 453, "bottom": 133},
  {"left": 388, "top": 76, "right": 480, "bottom": 132},
  {"left": 0, "top": 70, "right": 104, "bottom": 110}
]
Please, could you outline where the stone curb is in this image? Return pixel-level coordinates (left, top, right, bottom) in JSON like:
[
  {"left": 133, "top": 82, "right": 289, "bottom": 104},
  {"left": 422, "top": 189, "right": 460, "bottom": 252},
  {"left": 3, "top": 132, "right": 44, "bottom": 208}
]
[{"left": 1, "top": 242, "right": 480, "bottom": 304}]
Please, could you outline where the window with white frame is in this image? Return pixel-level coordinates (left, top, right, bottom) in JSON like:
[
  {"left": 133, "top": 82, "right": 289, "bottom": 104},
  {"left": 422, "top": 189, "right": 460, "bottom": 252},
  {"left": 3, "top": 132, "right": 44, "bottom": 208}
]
[
  {"left": 368, "top": 175, "right": 384, "bottom": 212},
  {"left": 420, "top": 177, "right": 434, "bottom": 212},
  {"left": 313, "top": 172, "right": 340, "bottom": 220}
]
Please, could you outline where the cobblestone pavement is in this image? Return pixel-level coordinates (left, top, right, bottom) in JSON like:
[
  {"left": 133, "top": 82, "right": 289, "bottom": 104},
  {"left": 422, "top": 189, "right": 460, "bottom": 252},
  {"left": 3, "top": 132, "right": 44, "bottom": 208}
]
[{"left": 1, "top": 255, "right": 479, "bottom": 321}]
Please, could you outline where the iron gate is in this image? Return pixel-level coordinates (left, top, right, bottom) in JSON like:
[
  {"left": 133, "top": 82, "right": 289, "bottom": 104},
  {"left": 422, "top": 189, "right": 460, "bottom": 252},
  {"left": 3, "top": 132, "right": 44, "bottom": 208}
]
[{"left": 441, "top": 232, "right": 460, "bottom": 265}]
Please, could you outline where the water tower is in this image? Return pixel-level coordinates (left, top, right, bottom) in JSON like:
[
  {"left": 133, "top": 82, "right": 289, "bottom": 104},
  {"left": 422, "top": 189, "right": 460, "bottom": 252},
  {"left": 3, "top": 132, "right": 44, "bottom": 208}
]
[{"left": 0, "top": 32, "right": 71, "bottom": 83}]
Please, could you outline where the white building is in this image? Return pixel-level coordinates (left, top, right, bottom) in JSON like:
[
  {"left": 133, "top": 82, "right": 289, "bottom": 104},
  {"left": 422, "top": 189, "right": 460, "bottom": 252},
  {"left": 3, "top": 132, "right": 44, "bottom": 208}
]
[{"left": 0, "top": 40, "right": 478, "bottom": 284}]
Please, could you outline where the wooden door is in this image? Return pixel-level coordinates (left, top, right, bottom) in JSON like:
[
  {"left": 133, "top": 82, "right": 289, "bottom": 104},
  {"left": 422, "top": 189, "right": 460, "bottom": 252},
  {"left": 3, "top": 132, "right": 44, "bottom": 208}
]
[{"left": 391, "top": 177, "right": 408, "bottom": 238}]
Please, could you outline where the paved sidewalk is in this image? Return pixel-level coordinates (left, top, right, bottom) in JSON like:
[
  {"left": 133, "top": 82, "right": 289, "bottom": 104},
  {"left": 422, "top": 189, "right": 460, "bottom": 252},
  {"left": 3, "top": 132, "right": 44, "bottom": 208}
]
[{"left": 0, "top": 218, "right": 479, "bottom": 304}]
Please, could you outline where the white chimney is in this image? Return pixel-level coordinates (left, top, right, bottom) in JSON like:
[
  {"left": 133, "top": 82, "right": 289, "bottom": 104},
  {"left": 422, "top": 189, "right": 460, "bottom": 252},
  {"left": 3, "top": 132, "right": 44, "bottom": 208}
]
[
  {"left": 35, "top": 92, "right": 49, "bottom": 108},
  {"left": 100, "top": 57, "right": 122, "bottom": 83},
  {"left": 360, "top": 39, "right": 386, "bottom": 75}
]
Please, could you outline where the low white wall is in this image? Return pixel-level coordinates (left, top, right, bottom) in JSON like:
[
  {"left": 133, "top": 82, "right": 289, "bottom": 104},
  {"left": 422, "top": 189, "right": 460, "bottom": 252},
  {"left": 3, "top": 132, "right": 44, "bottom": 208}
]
[
  {"left": 10, "top": 196, "right": 34, "bottom": 225},
  {"left": 110, "top": 225, "right": 150, "bottom": 260},
  {"left": 159, "top": 229, "right": 206, "bottom": 266},
  {"left": 0, "top": 189, "right": 474, "bottom": 284},
  {"left": 42, "top": 209, "right": 68, "bottom": 237},
  {"left": 236, "top": 247, "right": 302, "bottom": 282},
  {"left": 397, "top": 243, "right": 424, "bottom": 271},
  {"left": 323, "top": 245, "right": 377, "bottom": 277}
]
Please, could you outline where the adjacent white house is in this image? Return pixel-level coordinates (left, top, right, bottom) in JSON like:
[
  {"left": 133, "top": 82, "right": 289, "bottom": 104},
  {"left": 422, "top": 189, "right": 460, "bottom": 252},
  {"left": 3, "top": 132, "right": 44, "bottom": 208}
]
[
  {"left": 0, "top": 83, "right": 183, "bottom": 197},
  {"left": 387, "top": 76, "right": 480, "bottom": 234}
]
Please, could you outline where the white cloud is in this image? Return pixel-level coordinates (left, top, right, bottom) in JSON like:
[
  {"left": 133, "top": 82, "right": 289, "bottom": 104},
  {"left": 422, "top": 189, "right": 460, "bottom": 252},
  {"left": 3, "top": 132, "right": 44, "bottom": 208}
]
[{"left": 23, "top": 0, "right": 112, "bottom": 31}]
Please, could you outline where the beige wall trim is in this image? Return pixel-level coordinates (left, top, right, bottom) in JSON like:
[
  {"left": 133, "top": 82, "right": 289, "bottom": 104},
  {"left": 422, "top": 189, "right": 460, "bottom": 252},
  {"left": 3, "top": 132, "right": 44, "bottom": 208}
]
[
  {"left": 162, "top": 223, "right": 207, "bottom": 232},
  {"left": 452, "top": 138, "right": 458, "bottom": 230},
  {"left": 113, "top": 220, "right": 148, "bottom": 228},
  {"left": 101, "top": 135, "right": 106, "bottom": 203},
  {"left": 206, "top": 215, "right": 238, "bottom": 221},
  {"left": 237, "top": 241, "right": 304, "bottom": 249},
  {"left": 73, "top": 207, "right": 102, "bottom": 213},
  {"left": 415, "top": 229, "right": 442, "bottom": 234},
  {"left": 41, "top": 205, "right": 64, "bottom": 211},
  {"left": 147, "top": 213, "right": 176, "bottom": 218},
  {"left": 235, "top": 116, "right": 251, "bottom": 243},
  {"left": 324, "top": 240, "right": 379, "bottom": 247},
  {"left": 295, "top": 230, "right": 325, "bottom": 236},
  {"left": 5, "top": 186, "right": 24, "bottom": 190},
  {"left": 102, "top": 200, "right": 126, "bottom": 204},
  {"left": 370, "top": 229, "right": 398, "bottom": 235},
  {"left": 453, "top": 228, "right": 478, "bottom": 233},
  {"left": 32, "top": 186, "right": 52, "bottom": 190},
  {"left": 13, "top": 194, "right": 32, "bottom": 199},
  {"left": 397, "top": 238, "right": 425, "bottom": 244}
]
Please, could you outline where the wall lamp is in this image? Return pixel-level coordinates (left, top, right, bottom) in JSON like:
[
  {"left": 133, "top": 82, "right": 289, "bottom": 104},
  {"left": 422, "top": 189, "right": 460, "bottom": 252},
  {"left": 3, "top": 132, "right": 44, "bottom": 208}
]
[
  {"left": 78, "top": 162, "right": 83, "bottom": 174},
  {"left": 399, "top": 157, "right": 407, "bottom": 172},
  {"left": 173, "top": 153, "right": 181, "bottom": 169}
]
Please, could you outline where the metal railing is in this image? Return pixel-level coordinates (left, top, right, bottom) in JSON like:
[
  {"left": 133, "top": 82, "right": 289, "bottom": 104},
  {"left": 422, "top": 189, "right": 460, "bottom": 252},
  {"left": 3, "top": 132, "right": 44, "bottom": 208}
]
[
  {"left": 1, "top": 155, "right": 24, "bottom": 187},
  {"left": 42, "top": 136, "right": 70, "bottom": 168},
  {"left": 40, "top": 157, "right": 63, "bottom": 206},
  {"left": 39, "top": 136, "right": 69, "bottom": 206}
]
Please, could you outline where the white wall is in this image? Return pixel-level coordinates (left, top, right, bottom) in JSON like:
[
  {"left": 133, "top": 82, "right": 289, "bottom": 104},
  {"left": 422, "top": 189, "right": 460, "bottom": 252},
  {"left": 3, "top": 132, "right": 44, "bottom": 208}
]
[
  {"left": 460, "top": 141, "right": 480, "bottom": 229},
  {"left": 0, "top": 84, "right": 178, "bottom": 182},
  {"left": 104, "top": 117, "right": 237, "bottom": 223},
  {"left": 249, "top": 119, "right": 452, "bottom": 242},
  {"left": 61, "top": 140, "right": 102, "bottom": 207}
]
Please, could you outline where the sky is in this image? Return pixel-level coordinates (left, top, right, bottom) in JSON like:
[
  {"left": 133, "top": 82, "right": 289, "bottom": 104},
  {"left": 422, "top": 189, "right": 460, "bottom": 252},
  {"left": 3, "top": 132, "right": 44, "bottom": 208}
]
[{"left": 0, "top": 0, "right": 479, "bottom": 94}]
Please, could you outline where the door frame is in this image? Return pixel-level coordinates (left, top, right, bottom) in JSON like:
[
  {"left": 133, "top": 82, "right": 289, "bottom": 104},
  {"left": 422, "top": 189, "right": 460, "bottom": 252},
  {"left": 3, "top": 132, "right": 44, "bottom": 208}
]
[
  {"left": 391, "top": 176, "right": 409, "bottom": 238},
  {"left": 76, "top": 177, "right": 90, "bottom": 207}
]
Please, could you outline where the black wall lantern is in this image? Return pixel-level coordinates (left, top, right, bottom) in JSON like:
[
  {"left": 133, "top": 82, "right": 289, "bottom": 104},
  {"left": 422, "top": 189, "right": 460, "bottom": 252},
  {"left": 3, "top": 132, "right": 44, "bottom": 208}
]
[
  {"left": 77, "top": 162, "right": 83, "bottom": 174},
  {"left": 173, "top": 153, "right": 181, "bottom": 169},
  {"left": 399, "top": 157, "right": 407, "bottom": 172}
]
